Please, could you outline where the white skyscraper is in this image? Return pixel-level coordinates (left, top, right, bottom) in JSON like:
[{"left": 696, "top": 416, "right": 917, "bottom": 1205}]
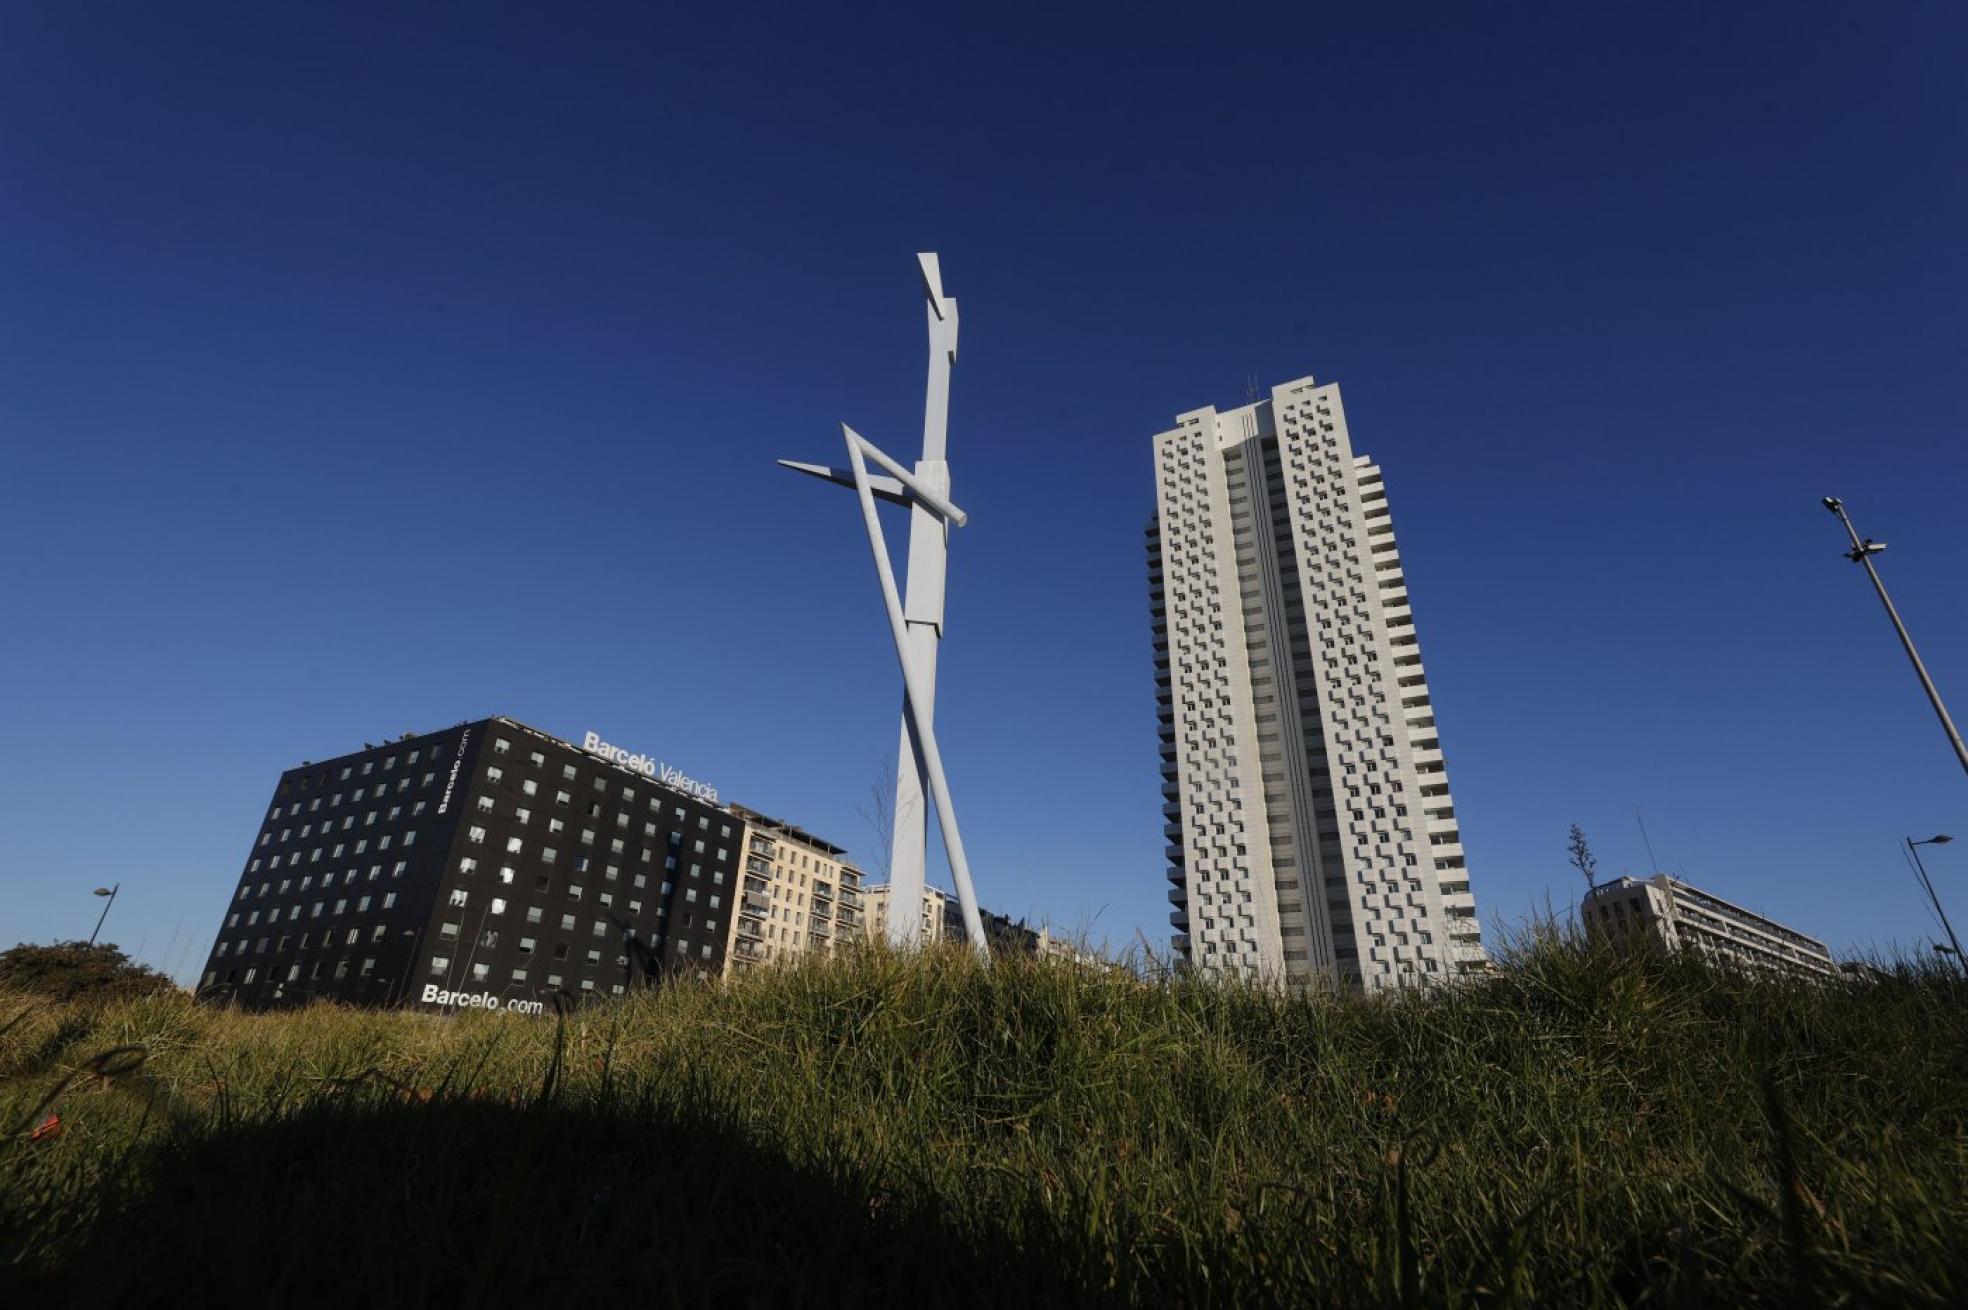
[{"left": 1148, "top": 376, "right": 1484, "bottom": 988}]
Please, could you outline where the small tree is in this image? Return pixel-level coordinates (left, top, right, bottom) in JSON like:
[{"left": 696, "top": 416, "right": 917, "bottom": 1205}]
[
  {"left": 0, "top": 941, "right": 179, "bottom": 1003},
  {"left": 1567, "top": 824, "right": 1599, "bottom": 892}
]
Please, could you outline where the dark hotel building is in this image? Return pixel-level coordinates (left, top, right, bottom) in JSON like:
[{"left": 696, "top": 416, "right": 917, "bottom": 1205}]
[{"left": 198, "top": 716, "right": 742, "bottom": 1012}]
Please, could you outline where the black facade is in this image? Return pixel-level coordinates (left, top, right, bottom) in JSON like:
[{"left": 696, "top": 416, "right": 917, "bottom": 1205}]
[{"left": 198, "top": 717, "right": 741, "bottom": 1013}]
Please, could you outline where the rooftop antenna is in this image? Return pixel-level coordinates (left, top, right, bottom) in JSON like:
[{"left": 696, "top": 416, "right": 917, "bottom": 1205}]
[
  {"left": 1244, "top": 371, "right": 1261, "bottom": 404},
  {"left": 1635, "top": 807, "right": 1662, "bottom": 876}
]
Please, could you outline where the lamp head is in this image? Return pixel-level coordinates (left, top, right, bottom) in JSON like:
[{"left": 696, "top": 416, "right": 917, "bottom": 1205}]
[
  {"left": 1821, "top": 497, "right": 1843, "bottom": 513},
  {"left": 92, "top": 887, "right": 113, "bottom": 897},
  {"left": 1931, "top": 835, "right": 1954, "bottom": 846}
]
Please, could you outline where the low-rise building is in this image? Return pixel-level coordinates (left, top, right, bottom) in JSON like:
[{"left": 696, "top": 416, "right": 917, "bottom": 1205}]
[
  {"left": 861, "top": 882, "right": 1098, "bottom": 963},
  {"left": 1582, "top": 874, "right": 1834, "bottom": 979}
]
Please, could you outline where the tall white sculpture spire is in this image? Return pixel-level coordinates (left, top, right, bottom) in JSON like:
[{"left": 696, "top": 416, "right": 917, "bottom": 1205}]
[{"left": 777, "top": 254, "right": 989, "bottom": 958}]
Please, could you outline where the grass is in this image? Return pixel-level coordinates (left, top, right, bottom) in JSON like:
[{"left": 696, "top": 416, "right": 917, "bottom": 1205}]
[{"left": 2, "top": 931, "right": 1964, "bottom": 1306}]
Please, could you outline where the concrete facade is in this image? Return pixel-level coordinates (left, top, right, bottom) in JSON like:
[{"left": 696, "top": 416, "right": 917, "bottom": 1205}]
[
  {"left": 1149, "top": 376, "right": 1484, "bottom": 989},
  {"left": 1582, "top": 874, "right": 1836, "bottom": 979},
  {"left": 726, "top": 805, "right": 865, "bottom": 973}
]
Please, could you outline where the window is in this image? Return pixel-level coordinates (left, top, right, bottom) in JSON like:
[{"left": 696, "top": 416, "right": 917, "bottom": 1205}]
[
  {"left": 486, "top": 766, "right": 503, "bottom": 784},
  {"left": 494, "top": 737, "right": 511, "bottom": 755},
  {"left": 468, "top": 825, "right": 487, "bottom": 845},
  {"left": 471, "top": 962, "right": 490, "bottom": 982},
  {"left": 522, "top": 779, "right": 538, "bottom": 797},
  {"left": 560, "top": 914, "right": 576, "bottom": 932},
  {"left": 490, "top": 897, "right": 508, "bottom": 915},
  {"left": 449, "top": 889, "right": 469, "bottom": 908},
  {"left": 526, "top": 906, "right": 544, "bottom": 924},
  {"left": 430, "top": 955, "right": 450, "bottom": 975},
  {"left": 511, "top": 967, "right": 529, "bottom": 983},
  {"left": 529, "top": 751, "right": 545, "bottom": 767},
  {"left": 460, "top": 858, "right": 479, "bottom": 877},
  {"left": 382, "top": 892, "right": 397, "bottom": 909},
  {"left": 518, "top": 936, "right": 536, "bottom": 955},
  {"left": 506, "top": 836, "right": 524, "bottom": 855}
]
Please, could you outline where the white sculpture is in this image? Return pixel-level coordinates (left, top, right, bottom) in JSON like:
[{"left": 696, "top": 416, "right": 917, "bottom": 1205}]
[{"left": 779, "top": 253, "right": 989, "bottom": 959}]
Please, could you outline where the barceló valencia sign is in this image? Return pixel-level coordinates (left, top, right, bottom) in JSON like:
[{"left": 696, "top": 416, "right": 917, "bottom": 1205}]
[{"left": 581, "top": 730, "right": 718, "bottom": 804}]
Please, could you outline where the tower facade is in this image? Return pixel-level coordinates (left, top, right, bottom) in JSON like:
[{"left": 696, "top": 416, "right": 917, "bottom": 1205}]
[{"left": 1148, "top": 376, "right": 1483, "bottom": 988}]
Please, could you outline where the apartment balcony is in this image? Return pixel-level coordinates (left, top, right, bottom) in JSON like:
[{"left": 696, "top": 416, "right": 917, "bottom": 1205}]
[
  {"left": 812, "top": 903, "right": 833, "bottom": 922},
  {"left": 840, "top": 888, "right": 863, "bottom": 908},
  {"left": 740, "top": 894, "right": 770, "bottom": 919},
  {"left": 1169, "top": 909, "right": 1189, "bottom": 930},
  {"left": 1412, "top": 747, "right": 1445, "bottom": 769},
  {"left": 736, "top": 920, "right": 763, "bottom": 941},
  {"left": 1165, "top": 857, "right": 1185, "bottom": 880},
  {"left": 1170, "top": 932, "right": 1191, "bottom": 953},
  {"left": 1167, "top": 884, "right": 1187, "bottom": 907},
  {"left": 744, "top": 876, "right": 769, "bottom": 896},
  {"left": 1164, "top": 822, "right": 1183, "bottom": 840}
]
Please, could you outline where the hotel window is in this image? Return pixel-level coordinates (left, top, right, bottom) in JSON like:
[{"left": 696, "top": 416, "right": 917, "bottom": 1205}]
[
  {"left": 498, "top": 866, "right": 515, "bottom": 885},
  {"left": 449, "top": 889, "right": 469, "bottom": 908},
  {"left": 494, "top": 737, "right": 511, "bottom": 755},
  {"left": 610, "top": 839, "right": 625, "bottom": 855},
  {"left": 560, "top": 914, "right": 576, "bottom": 931},
  {"left": 542, "top": 847, "right": 558, "bottom": 865},
  {"left": 528, "top": 750, "right": 545, "bottom": 768},
  {"left": 526, "top": 906, "right": 543, "bottom": 924},
  {"left": 581, "top": 829, "right": 596, "bottom": 846},
  {"left": 358, "top": 896, "right": 371, "bottom": 912},
  {"left": 360, "top": 957, "right": 375, "bottom": 977},
  {"left": 591, "top": 921, "right": 605, "bottom": 938},
  {"left": 562, "top": 765, "right": 577, "bottom": 781},
  {"left": 700, "top": 944, "right": 713, "bottom": 960},
  {"left": 517, "top": 936, "right": 536, "bottom": 956},
  {"left": 490, "top": 898, "right": 508, "bottom": 916},
  {"left": 340, "top": 767, "right": 352, "bottom": 781},
  {"left": 575, "top": 856, "right": 591, "bottom": 873},
  {"left": 334, "top": 898, "right": 347, "bottom": 914},
  {"left": 549, "top": 818, "right": 566, "bottom": 835},
  {"left": 477, "top": 795, "right": 495, "bottom": 813},
  {"left": 515, "top": 807, "right": 531, "bottom": 825},
  {"left": 506, "top": 836, "right": 524, "bottom": 855},
  {"left": 522, "top": 779, "right": 538, "bottom": 797},
  {"left": 382, "top": 892, "right": 397, "bottom": 909},
  {"left": 546, "top": 973, "right": 563, "bottom": 987},
  {"left": 439, "top": 921, "right": 461, "bottom": 940},
  {"left": 334, "top": 959, "right": 350, "bottom": 979},
  {"left": 460, "top": 857, "right": 479, "bottom": 877},
  {"left": 580, "top": 979, "right": 595, "bottom": 992},
  {"left": 585, "top": 948, "right": 601, "bottom": 965},
  {"left": 512, "top": 968, "right": 528, "bottom": 984},
  {"left": 628, "top": 900, "right": 642, "bottom": 915},
  {"left": 226, "top": 912, "right": 240, "bottom": 928},
  {"left": 479, "top": 929, "right": 498, "bottom": 948},
  {"left": 471, "top": 963, "right": 490, "bottom": 982},
  {"left": 552, "top": 943, "right": 568, "bottom": 960},
  {"left": 244, "top": 968, "right": 258, "bottom": 983},
  {"left": 392, "top": 859, "right": 408, "bottom": 876},
  {"left": 568, "top": 884, "right": 584, "bottom": 901},
  {"left": 468, "top": 825, "right": 487, "bottom": 845},
  {"left": 486, "top": 766, "right": 503, "bottom": 784}
]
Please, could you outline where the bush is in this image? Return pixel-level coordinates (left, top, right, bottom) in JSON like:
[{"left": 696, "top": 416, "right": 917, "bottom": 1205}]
[{"left": 0, "top": 941, "right": 179, "bottom": 1005}]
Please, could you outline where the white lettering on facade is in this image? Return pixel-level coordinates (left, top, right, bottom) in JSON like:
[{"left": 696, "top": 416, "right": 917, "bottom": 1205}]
[
  {"left": 419, "top": 982, "right": 544, "bottom": 1016},
  {"left": 437, "top": 730, "right": 470, "bottom": 816},
  {"left": 580, "top": 729, "right": 718, "bottom": 803}
]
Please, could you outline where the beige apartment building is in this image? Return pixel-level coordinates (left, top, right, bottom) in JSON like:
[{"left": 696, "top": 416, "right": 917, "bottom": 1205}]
[
  {"left": 1582, "top": 874, "right": 1835, "bottom": 979},
  {"left": 724, "top": 805, "right": 864, "bottom": 973}
]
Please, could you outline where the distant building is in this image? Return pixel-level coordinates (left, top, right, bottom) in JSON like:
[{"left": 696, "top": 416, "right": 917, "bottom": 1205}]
[
  {"left": 1582, "top": 874, "right": 1835, "bottom": 979},
  {"left": 726, "top": 805, "right": 864, "bottom": 973},
  {"left": 860, "top": 882, "right": 1092, "bottom": 962},
  {"left": 198, "top": 717, "right": 743, "bottom": 1012},
  {"left": 1150, "top": 376, "right": 1483, "bottom": 991}
]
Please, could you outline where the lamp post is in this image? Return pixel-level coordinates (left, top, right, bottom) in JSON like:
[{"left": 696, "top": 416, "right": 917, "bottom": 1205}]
[
  {"left": 87, "top": 884, "right": 119, "bottom": 947},
  {"left": 1822, "top": 498, "right": 1968, "bottom": 782},
  {"left": 1907, "top": 835, "right": 1963, "bottom": 968}
]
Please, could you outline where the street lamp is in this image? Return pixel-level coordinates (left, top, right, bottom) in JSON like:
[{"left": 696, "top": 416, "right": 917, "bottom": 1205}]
[
  {"left": 1823, "top": 498, "right": 1968, "bottom": 782},
  {"left": 1907, "top": 835, "right": 1963, "bottom": 969},
  {"left": 87, "top": 884, "right": 119, "bottom": 947}
]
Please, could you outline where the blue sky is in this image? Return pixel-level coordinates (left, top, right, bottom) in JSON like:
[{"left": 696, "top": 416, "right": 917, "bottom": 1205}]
[{"left": 3, "top": 3, "right": 1965, "bottom": 979}]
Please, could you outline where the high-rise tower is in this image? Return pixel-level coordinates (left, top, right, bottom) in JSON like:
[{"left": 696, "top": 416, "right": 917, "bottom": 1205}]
[{"left": 1148, "top": 376, "right": 1483, "bottom": 988}]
